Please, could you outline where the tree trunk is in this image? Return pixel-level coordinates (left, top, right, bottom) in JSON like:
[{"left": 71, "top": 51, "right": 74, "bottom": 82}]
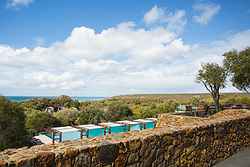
[{"left": 213, "top": 95, "right": 220, "bottom": 112}]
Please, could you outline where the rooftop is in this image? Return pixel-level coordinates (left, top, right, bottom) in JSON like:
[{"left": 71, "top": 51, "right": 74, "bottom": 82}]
[
  {"left": 99, "top": 122, "right": 125, "bottom": 127},
  {"left": 76, "top": 124, "right": 104, "bottom": 130},
  {"left": 116, "top": 120, "right": 140, "bottom": 125},
  {"left": 51, "top": 126, "right": 80, "bottom": 133},
  {"left": 134, "top": 119, "right": 153, "bottom": 123}
]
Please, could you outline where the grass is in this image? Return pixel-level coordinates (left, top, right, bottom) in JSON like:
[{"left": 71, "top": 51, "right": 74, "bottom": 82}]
[{"left": 110, "top": 93, "right": 250, "bottom": 104}]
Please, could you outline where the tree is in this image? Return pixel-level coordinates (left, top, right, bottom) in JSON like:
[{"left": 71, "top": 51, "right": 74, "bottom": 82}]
[
  {"left": 76, "top": 108, "right": 106, "bottom": 124},
  {"left": 223, "top": 47, "right": 250, "bottom": 94},
  {"left": 106, "top": 103, "right": 133, "bottom": 121},
  {"left": 53, "top": 108, "right": 79, "bottom": 126},
  {"left": 25, "top": 110, "right": 61, "bottom": 133},
  {"left": 0, "top": 96, "right": 27, "bottom": 150},
  {"left": 21, "top": 98, "right": 51, "bottom": 111},
  {"left": 51, "top": 95, "right": 80, "bottom": 110},
  {"left": 196, "top": 63, "right": 227, "bottom": 112}
]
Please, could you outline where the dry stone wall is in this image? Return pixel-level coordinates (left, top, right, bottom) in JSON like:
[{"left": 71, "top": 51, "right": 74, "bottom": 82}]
[{"left": 0, "top": 110, "right": 250, "bottom": 167}]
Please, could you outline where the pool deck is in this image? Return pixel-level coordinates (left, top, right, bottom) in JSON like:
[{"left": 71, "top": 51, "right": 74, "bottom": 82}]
[{"left": 215, "top": 148, "right": 250, "bottom": 167}]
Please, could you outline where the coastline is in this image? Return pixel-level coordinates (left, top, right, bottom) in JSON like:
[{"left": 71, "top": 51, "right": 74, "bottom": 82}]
[{"left": 5, "top": 96, "right": 106, "bottom": 102}]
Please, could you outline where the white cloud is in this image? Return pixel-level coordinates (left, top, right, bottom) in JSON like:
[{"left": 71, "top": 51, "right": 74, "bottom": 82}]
[
  {"left": 193, "top": 3, "right": 221, "bottom": 25},
  {"left": 144, "top": 5, "right": 187, "bottom": 34},
  {"left": 0, "top": 5, "right": 250, "bottom": 96},
  {"left": 144, "top": 5, "right": 165, "bottom": 24},
  {"left": 7, "top": 0, "right": 33, "bottom": 8}
]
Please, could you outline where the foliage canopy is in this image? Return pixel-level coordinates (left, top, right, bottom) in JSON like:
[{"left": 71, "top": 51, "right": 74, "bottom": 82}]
[
  {"left": 196, "top": 63, "right": 227, "bottom": 111},
  {"left": 0, "top": 96, "right": 27, "bottom": 150},
  {"left": 223, "top": 47, "right": 250, "bottom": 93}
]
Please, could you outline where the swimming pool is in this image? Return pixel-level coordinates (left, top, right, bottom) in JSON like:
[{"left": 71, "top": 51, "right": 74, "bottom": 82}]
[
  {"left": 51, "top": 126, "right": 81, "bottom": 142},
  {"left": 41, "top": 118, "right": 157, "bottom": 143},
  {"left": 134, "top": 119, "right": 155, "bottom": 129},
  {"left": 99, "top": 122, "right": 127, "bottom": 134},
  {"left": 76, "top": 124, "right": 105, "bottom": 138},
  {"left": 116, "top": 120, "right": 141, "bottom": 131}
]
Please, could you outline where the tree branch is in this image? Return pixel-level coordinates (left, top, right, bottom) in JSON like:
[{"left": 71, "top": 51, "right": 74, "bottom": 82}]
[{"left": 202, "top": 81, "right": 212, "bottom": 94}]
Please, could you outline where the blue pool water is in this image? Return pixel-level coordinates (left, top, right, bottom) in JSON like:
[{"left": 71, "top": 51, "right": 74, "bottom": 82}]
[
  {"left": 145, "top": 122, "right": 155, "bottom": 129},
  {"left": 106, "top": 125, "right": 127, "bottom": 134},
  {"left": 39, "top": 120, "right": 156, "bottom": 143},
  {"left": 87, "top": 128, "right": 105, "bottom": 138},
  {"left": 139, "top": 121, "right": 155, "bottom": 130},
  {"left": 45, "top": 131, "right": 81, "bottom": 142},
  {"left": 129, "top": 124, "right": 141, "bottom": 131},
  {"left": 61, "top": 131, "right": 81, "bottom": 141}
]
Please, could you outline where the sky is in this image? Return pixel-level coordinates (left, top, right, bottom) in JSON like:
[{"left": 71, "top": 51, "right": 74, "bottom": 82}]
[{"left": 0, "top": 0, "right": 250, "bottom": 96}]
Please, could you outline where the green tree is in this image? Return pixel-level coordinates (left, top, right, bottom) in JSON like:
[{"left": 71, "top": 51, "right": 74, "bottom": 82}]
[
  {"left": 223, "top": 47, "right": 250, "bottom": 93},
  {"left": 21, "top": 98, "right": 51, "bottom": 111},
  {"left": 25, "top": 110, "right": 60, "bottom": 133},
  {"left": 0, "top": 96, "right": 27, "bottom": 150},
  {"left": 76, "top": 108, "right": 106, "bottom": 124},
  {"left": 52, "top": 95, "right": 80, "bottom": 108},
  {"left": 106, "top": 103, "right": 133, "bottom": 121},
  {"left": 190, "top": 96, "right": 203, "bottom": 106},
  {"left": 53, "top": 108, "right": 79, "bottom": 126},
  {"left": 139, "top": 107, "right": 157, "bottom": 118},
  {"left": 196, "top": 63, "right": 227, "bottom": 112}
]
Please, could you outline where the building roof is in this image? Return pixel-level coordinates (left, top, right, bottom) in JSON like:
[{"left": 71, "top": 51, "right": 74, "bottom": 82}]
[
  {"left": 76, "top": 124, "right": 104, "bottom": 130},
  {"left": 146, "top": 118, "right": 157, "bottom": 122},
  {"left": 99, "top": 122, "right": 125, "bottom": 127},
  {"left": 116, "top": 120, "right": 140, "bottom": 125},
  {"left": 51, "top": 126, "right": 80, "bottom": 133},
  {"left": 134, "top": 119, "right": 153, "bottom": 123}
]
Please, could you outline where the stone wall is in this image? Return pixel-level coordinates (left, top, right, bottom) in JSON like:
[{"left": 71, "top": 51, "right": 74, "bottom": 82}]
[{"left": 0, "top": 110, "right": 250, "bottom": 167}]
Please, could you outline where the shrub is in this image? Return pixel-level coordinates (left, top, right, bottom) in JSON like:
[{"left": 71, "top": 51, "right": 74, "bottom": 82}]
[
  {"left": 76, "top": 108, "right": 106, "bottom": 124},
  {"left": 53, "top": 108, "right": 79, "bottom": 126},
  {"left": 0, "top": 96, "right": 27, "bottom": 150},
  {"left": 106, "top": 103, "right": 133, "bottom": 121},
  {"left": 25, "top": 110, "right": 61, "bottom": 133}
]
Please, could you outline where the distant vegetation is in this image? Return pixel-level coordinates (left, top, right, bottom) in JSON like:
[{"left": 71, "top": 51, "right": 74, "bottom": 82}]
[
  {"left": 0, "top": 47, "right": 249, "bottom": 151},
  {"left": 0, "top": 92, "right": 250, "bottom": 151}
]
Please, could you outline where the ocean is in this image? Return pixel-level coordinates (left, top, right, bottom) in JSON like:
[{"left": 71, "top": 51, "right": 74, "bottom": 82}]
[{"left": 6, "top": 96, "right": 105, "bottom": 102}]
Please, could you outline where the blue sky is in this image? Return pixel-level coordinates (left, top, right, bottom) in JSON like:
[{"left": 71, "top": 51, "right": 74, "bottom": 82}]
[
  {"left": 1, "top": 0, "right": 250, "bottom": 47},
  {"left": 0, "top": 0, "right": 250, "bottom": 96}
]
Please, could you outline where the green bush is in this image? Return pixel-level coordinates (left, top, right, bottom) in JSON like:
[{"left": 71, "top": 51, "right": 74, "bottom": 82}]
[
  {"left": 25, "top": 110, "right": 61, "bottom": 133},
  {"left": 0, "top": 96, "right": 28, "bottom": 151},
  {"left": 76, "top": 108, "right": 106, "bottom": 124},
  {"left": 106, "top": 103, "right": 133, "bottom": 121},
  {"left": 53, "top": 108, "right": 79, "bottom": 126}
]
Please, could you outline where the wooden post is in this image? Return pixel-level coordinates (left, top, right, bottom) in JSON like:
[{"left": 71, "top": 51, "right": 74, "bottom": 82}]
[
  {"left": 52, "top": 132, "right": 55, "bottom": 144},
  {"left": 140, "top": 123, "right": 143, "bottom": 130},
  {"left": 59, "top": 132, "right": 62, "bottom": 142},
  {"left": 80, "top": 130, "right": 83, "bottom": 139},
  {"left": 86, "top": 130, "right": 89, "bottom": 138}
]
